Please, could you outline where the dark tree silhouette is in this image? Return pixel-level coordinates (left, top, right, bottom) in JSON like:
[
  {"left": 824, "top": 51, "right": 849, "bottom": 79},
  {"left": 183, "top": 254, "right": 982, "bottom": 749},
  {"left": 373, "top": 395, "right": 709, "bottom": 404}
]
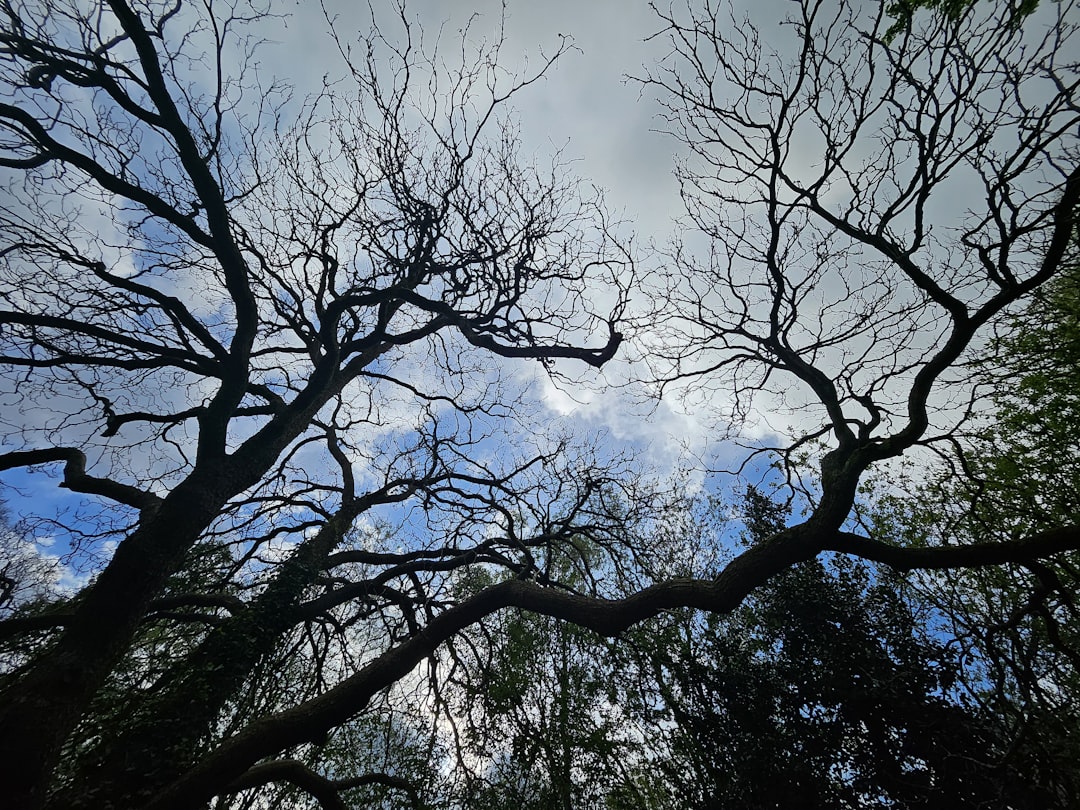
[
  {"left": 637, "top": 0, "right": 1079, "bottom": 562},
  {"left": 641, "top": 494, "right": 1052, "bottom": 808},
  {"left": 0, "top": 1, "right": 632, "bottom": 806},
  {"left": 0, "top": 0, "right": 1076, "bottom": 808}
]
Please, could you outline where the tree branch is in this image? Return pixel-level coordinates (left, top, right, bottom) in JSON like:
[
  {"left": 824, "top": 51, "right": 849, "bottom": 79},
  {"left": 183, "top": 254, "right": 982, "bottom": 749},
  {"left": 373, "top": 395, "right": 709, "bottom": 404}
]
[
  {"left": 0, "top": 449, "right": 160, "bottom": 512},
  {"left": 223, "top": 760, "right": 348, "bottom": 810},
  {"left": 826, "top": 526, "right": 1080, "bottom": 570}
]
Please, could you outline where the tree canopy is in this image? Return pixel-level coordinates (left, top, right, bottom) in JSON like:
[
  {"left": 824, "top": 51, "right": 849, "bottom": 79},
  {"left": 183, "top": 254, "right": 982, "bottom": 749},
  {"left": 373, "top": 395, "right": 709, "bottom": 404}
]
[{"left": 0, "top": 0, "right": 1077, "bottom": 808}]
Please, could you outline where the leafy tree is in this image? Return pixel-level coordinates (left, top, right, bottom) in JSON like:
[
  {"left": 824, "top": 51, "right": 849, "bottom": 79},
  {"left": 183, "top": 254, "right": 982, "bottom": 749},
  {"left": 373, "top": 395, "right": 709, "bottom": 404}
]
[
  {"left": 885, "top": 0, "right": 1041, "bottom": 39},
  {"left": 0, "top": 501, "right": 58, "bottom": 619},
  {"left": 0, "top": 1, "right": 1076, "bottom": 809},
  {"left": 443, "top": 489, "right": 1060, "bottom": 808},
  {"left": 454, "top": 613, "right": 623, "bottom": 810},
  {"left": 875, "top": 259, "right": 1080, "bottom": 802},
  {"left": 447, "top": 545, "right": 644, "bottom": 810},
  {"left": 640, "top": 492, "right": 1051, "bottom": 808}
]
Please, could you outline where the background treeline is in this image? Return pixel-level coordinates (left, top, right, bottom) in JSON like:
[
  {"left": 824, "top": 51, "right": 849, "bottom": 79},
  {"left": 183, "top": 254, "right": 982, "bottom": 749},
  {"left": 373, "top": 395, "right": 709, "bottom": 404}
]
[{"left": 8, "top": 255, "right": 1074, "bottom": 806}]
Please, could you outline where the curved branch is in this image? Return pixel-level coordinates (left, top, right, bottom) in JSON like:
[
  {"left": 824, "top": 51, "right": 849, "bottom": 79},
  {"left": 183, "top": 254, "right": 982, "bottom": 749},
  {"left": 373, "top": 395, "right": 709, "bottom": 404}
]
[
  {"left": 146, "top": 529, "right": 817, "bottom": 810},
  {"left": 394, "top": 289, "right": 623, "bottom": 368},
  {"left": 147, "top": 515, "right": 1080, "bottom": 809},
  {"left": 224, "top": 760, "right": 423, "bottom": 810},
  {"left": 826, "top": 526, "right": 1080, "bottom": 570},
  {"left": 873, "top": 162, "right": 1080, "bottom": 459},
  {"left": 223, "top": 760, "right": 348, "bottom": 810},
  {"left": 0, "top": 310, "right": 217, "bottom": 373},
  {"left": 457, "top": 318, "right": 623, "bottom": 368},
  {"left": 335, "top": 771, "right": 423, "bottom": 804},
  {"left": 0, "top": 449, "right": 160, "bottom": 512},
  {"left": 0, "top": 103, "right": 209, "bottom": 246}
]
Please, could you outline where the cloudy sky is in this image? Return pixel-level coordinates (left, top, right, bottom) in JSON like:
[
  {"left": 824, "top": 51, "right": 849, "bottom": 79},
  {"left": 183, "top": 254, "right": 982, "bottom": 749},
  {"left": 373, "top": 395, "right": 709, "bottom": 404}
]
[
  {"left": 0, "top": 1, "right": 727, "bottom": 552},
  {"left": 303, "top": 0, "right": 685, "bottom": 235},
  {"left": 3, "top": 0, "right": 1073, "bottom": 553},
  {"left": 261, "top": 0, "right": 729, "bottom": 468}
]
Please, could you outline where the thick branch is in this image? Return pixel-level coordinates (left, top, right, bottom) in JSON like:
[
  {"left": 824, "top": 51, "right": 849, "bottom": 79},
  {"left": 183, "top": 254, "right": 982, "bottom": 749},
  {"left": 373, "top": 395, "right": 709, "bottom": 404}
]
[
  {"left": 0, "top": 449, "right": 160, "bottom": 511},
  {"left": 827, "top": 526, "right": 1080, "bottom": 571},
  {"left": 0, "top": 103, "right": 209, "bottom": 247},
  {"left": 146, "top": 529, "right": 816, "bottom": 809},
  {"left": 224, "top": 760, "right": 422, "bottom": 810},
  {"left": 878, "top": 162, "right": 1080, "bottom": 457},
  {"left": 0, "top": 593, "right": 242, "bottom": 642},
  {"left": 223, "top": 760, "right": 348, "bottom": 810},
  {"left": 0, "top": 613, "right": 68, "bottom": 640}
]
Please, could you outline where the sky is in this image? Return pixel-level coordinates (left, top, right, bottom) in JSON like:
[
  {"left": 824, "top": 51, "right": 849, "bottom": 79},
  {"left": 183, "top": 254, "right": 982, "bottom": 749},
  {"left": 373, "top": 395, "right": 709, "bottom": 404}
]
[
  {"left": 289, "top": 0, "right": 684, "bottom": 235},
  {"left": 254, "top": 0, "right": 740, "bottom": 472},
  {"left": 0, "top": 0, "right": 728, "bottom": 579},
  {"left": 2, "top": 0, "right": 1075, "bottom": 577}
]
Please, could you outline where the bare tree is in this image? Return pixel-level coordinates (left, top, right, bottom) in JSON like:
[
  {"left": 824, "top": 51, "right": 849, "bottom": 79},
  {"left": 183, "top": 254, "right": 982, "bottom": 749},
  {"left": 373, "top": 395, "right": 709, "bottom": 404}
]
[
  {"left": 639, "top": 0, "right": 1079, "bottom": 538},
  {"left": 0, "top": 0, "right": 1078, "bottom": 808},
  {"left": 0, "top": 1, "right": 635, "bottom": 806}
]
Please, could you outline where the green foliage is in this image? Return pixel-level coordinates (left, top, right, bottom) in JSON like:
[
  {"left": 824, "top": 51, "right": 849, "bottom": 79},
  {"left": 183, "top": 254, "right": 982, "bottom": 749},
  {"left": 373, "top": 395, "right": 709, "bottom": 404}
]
[
  {"left": 644, "top": 557, "right": 1050, "bottom": 807},
  {"left": 978, "top": 265, "right": 1080, "bottom": 533},
  {"left": 446, "top": 490, "right": 1061, "bottom": 808},
  {"left": 872, "top": 258, "right": 1080, "bottom": 804},
  {"left": 455, "top": 564, "right": 635, "bottom": 808},
  {"left": 885, "top": 0, "right": 1041, "bottom": 39},
  {"left": 620, "top": 492, "right": 1044, "bottom": 808}
]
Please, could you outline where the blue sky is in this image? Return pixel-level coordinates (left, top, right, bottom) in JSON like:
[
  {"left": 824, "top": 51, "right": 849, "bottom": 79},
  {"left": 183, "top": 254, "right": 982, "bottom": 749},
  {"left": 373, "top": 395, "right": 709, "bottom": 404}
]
[{"left": 1, "top": 0, "right": 1075, "bottom": 585}]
